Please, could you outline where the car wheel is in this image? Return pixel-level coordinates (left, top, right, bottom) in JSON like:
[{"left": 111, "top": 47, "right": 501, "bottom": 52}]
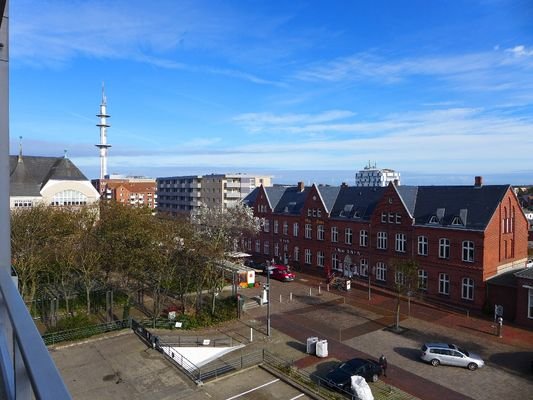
[
  {"left": 371, "top": 374, "right": 379, "bottom": 382},
  {"left": 467, "top": 362, "right": 478, "bottom": 371},
  {"left": 430, "top": 359, "right": 440, "bottom": 367}
]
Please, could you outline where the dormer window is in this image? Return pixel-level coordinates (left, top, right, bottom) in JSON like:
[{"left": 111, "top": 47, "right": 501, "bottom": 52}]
[
  {"left": 451, "top": 216, "right": 462, "bottom": 226},
  {"left": 428, "top": 215, "right": 439, "bottom": 224}
]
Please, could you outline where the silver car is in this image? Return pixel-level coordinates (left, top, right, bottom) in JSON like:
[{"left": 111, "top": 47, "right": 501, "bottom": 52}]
[{"left": 420, "top": 343, "right": 484, "bottom": 370}]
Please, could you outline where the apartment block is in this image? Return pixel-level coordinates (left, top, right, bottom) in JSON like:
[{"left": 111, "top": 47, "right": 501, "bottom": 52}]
[
  {"left": 356, "top": 164, "right": 400, "bottom": 187},
  {"left": 156, "top": 173, "right": 272, "bottom": 215}
]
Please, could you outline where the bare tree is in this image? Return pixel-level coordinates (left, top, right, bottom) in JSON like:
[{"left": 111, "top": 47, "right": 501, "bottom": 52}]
[{"left": 391, "top": 258, "right": 418, "bottom": 331}]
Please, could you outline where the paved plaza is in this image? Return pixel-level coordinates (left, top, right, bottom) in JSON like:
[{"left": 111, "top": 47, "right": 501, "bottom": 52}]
[{"left": 51, "top": 272, "right": 533, "bottom": 400}]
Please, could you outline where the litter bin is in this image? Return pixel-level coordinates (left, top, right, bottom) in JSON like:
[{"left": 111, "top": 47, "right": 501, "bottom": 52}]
[
  {"left": 306, "top": 337, "right": 319, "bottom": 354},
  {"left": 316, "top": 339, "right": 328, "bottom": 358},
  {"left": 345, "top": 279, "right": 351, "bottom": 291}
]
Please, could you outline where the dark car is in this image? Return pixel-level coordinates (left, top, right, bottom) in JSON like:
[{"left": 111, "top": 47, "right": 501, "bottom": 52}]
[
  {"left": 270, "top": 265, "right": 295, "bottom": 281},
  {"left": 325, "top": 358, "right": 383, "bottom": 391}
]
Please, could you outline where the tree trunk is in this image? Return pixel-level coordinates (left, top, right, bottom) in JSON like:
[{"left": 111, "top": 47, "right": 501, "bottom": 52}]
[
  {"left": 395, "top": 295, "right": 401, "bottom": 331},
  {"left": 86, "top": 286, "right": 91, "bottom": 315}
]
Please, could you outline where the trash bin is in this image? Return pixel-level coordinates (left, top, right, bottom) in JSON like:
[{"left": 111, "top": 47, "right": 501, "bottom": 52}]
[
  {"left": 306, "top": 337, "right": 319, "bottom": 354},
  {"left": 316, "top": 339, "right": 328, "bottom": 358},
  {"left": 345, "top": 279, "right": 351, "bottom": 291}
]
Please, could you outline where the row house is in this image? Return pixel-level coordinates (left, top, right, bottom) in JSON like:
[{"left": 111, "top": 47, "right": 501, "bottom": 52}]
[{"left": 242, "top": 178, "right": 531, "bottom": 323}]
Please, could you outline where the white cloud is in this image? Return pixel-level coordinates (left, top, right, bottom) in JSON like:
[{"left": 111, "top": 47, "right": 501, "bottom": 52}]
[{"left": 505, "top": 45, "right": 533, "bottom": 57}]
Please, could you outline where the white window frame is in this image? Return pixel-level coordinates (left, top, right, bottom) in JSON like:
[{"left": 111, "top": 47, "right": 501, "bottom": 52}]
[
  {"left": 305, "top": 249, "right": 312, "bottom": 264},
  {"left": 528, "top": 289, "right": 533, "bottom": 319},
  {"left": 331, "top": 226, "right": 338, "bottom": 243},
  {"left": 293, "top": 222, "right": 299, "bottom": 237},
  {"left": 381, "top": 212, "right": 387, "bottom": 223},
  {"left": 255, "top": 240, "right": 260, "bottom": 253},
  {"left": 395, "top": 233, "right": 406, "bottom": 253},
  {"left": 360, "top": 259, "right": 368, "bottom": 277},
  {"left": 345, "top": 228, "right": 353, "bottom": 245},
  {"left": 317, "top": 251, "right": 325, "bottom": 267},
  {"left": 274, "top": 242, "right": 279, "bottom": 257},
  {"left": 462, "top": 241, "right": 474, "bottom": 262},
  {"left": 418, "top": 269, "right": 428, "bottom": 290},
  {"left": 395, "top": 271, "right": 404, "bottom": 285},
  {"left": 376, "top": 262, "right": 387, "bottom": 282},
  {"left": 317, "top": 225, "right": 325, "bottom": 241},
  {"left": 294, "top": 246, "right": 300, "bottom": 262},
  {"left": 360, "top": 230, "right": 368, "bottom": 247},
  {"left": 461, "top": 277, "right": 474, "bottom": 300},
  {"left": 273, "top": 220, "right": 279, "bottom": 234},
  {"left": 418, "top": 236, "right": 428, "bottom": 256},
  {"left": 438, "top": 273, "right": 450, "bottom": 295},
  {"left": 377, "top": 232, "right": 387, "bottom": 250},
  {"left": 305, "top": 224, "right": 312, "bottom": 239},
  {"left": 264, "top": 219, "right": 270, "bottom": 233},
  {"left": 439, "top": 238, "right": 450, "bottom": 259},
  {"left": 332, "top": 253, "right": 339, "bottom": 270},
  {"left": 283, "top": 221, "right": 288, "bottom": 235},
  {"left": 264, "top": 241, "right": 270, "bottom": 255}
]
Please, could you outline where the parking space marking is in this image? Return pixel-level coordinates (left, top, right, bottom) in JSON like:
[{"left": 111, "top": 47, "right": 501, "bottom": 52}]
[
  {"left": 289, "top": 394, "right": 305, "bottom": 400},
  {"left": 225, "top": 379, "right": 280, "bottom": 400}
]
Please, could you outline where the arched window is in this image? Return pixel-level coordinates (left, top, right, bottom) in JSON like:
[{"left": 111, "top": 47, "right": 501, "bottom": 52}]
[{"left": 51, "top": 190, "right": 88, "bottom": 206}]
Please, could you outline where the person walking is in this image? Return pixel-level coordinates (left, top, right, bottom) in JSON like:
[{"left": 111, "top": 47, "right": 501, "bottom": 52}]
[{"left": 379, "top": 354, "right": 388, "bottom": 377}]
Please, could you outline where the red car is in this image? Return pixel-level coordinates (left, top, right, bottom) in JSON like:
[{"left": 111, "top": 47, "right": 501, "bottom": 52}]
[{"left": 270, "top": 265, "right": 295, "bottom": 282}]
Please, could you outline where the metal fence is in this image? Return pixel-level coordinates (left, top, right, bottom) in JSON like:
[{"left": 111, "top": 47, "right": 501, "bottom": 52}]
[{"left": 42, "top": 319, "right": 130, "bottom": 346}]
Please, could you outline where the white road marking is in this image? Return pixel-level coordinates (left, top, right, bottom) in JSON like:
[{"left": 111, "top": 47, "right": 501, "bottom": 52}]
[
  {"left": 289, "top": 394, "right": 305, "bottom": 400},
  {"left": 225, "top": 379, "right": 280, "bottom": 400}
]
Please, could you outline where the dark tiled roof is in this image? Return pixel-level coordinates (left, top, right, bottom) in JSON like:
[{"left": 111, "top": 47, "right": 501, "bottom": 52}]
[
  {"left": 10, "top": 155, "right": 89, "bottom": 197},
  {"left": 486, "top": 269, "right": 520, "bottom": 287},
  {"left": 244, "top": 182, "right": 511, "bottom": 232},
  {"left": 411, "top": 185, "right": 509, "bottom": 230},
  {"left": 269, "top": 186, "right": 310, "bottom": 214},
  {"left": 330, "top": 186, "right": 386, "bottom": 220},
  {"left": 242, "top": 187, "right": 259, "bottom": 206}
]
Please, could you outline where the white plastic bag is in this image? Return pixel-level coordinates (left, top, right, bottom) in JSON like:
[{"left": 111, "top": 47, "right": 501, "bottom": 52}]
[{"left": 350, "top": 375, "right": 374, "bottom": 400}]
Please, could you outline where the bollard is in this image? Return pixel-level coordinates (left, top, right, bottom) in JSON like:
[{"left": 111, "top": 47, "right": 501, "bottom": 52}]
[
  {"left": 280, "top": 294, "right": 282, "bottom": 303},
  {"left": 309, "top": 288, "right": 312, "bottom": 296},
  {"left": 290, "top": 292, "right": 293, "bottom": 302},
  {"left": 327, "top": 284, "right": 330, "bottom": 292},
  {"left": 318, "top": 285, "right": 321, "bottom": 295},
  {"left": 250, "top": 327, "right": 253, "bottom": 342}
]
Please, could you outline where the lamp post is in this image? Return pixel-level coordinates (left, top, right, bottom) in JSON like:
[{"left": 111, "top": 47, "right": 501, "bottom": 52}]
[{"left": 266, "top": 260, "right": 271, "bottom": 337}]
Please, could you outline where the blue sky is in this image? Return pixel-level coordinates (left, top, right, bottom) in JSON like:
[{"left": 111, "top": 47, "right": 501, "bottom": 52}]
[{"left": 8, "top": 0, "right": 533, "bottom": 185}]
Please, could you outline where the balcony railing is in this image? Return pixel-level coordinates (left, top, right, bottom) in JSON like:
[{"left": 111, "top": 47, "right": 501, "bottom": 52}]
[{"left": 0, "top": 267, "right": 72, "bottom": 399}]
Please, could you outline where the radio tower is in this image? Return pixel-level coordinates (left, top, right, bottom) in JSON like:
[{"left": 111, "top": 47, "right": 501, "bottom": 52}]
[{"left": 95, "top": 83, "right": 111, "bottom": 180}]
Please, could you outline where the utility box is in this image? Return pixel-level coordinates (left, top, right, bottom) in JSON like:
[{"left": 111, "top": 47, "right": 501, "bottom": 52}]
[
  {"left": 306, "top": 337, "right": 319, "bottom": 354},
  {"left": 316, "top": 340, "right": 328, "bottom": 358}
]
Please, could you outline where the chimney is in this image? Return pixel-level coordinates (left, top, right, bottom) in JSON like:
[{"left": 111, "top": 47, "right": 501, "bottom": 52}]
[
  {"left": 341, "top": 182, "right": 348, "bottom": 188},
  {"left": 297, "top": 181, "right": 305, "bottom": 192},
  {"left": 474, "top": 176, "right": 483, "bottom": 187},
  {"left": 393, "top": 179, "right": 399, "bottom": 186}
]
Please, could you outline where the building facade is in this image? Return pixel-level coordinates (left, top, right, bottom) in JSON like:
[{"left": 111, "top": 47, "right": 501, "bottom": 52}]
[
  {"left": 157, "top": 173, "right": 272, "bottom": 215},
  {"left": 92, "top": 175, "right": 157, "bottom": 209},
  {"left": 242, "top": 178, "right": 530, "bottom": 319},
  {"left": 10, "top": 154, "right": 100, "bottom": 209},
  {"left": 355, "top": 164, "right": 401, "bottom": 187}
]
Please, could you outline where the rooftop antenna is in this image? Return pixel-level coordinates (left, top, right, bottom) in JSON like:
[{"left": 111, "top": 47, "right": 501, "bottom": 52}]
[{"left": 95, "top": 82, "right": 111, "bottom": 180}]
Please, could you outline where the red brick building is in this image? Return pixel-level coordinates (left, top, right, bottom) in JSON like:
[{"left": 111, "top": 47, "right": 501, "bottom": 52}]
[
  {"left": 92, "top": 177, "right": 157, "bottom": 209},
  {"left": 242, "top": 178, "right": 530, "bottom": 320}
]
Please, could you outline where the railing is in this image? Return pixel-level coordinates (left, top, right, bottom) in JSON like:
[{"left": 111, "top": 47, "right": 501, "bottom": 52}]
[
  {"left": 0, "top": 267, "right": 72, "bottom": 399},
  {"left": 42, "top": 319, "right": 130, "bottom": 346}
]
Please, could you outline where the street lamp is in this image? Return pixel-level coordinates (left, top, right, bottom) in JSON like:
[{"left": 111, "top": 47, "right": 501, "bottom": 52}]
[{"left": 266, "top": 260, "right": 271, "bottom": 336}]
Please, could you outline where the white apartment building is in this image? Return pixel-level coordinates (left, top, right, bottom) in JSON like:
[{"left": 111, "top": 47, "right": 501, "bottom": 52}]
[
  {"left": 355, "top": 164, "right": 400, "bottom": 187},
  {"left": 156, "top": 173, "right": 272, "bottom": 215}
]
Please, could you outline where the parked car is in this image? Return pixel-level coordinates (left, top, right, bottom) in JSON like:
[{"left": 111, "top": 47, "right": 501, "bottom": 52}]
[
  {"left": 325, "top": 358, "right": 383, "bottom": 392},
  {"left": 420, "top": 343, "right": 484, "bottom": 370},
  {"left": 270, "top": 265, "right": 295, "bottom": 281}
]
